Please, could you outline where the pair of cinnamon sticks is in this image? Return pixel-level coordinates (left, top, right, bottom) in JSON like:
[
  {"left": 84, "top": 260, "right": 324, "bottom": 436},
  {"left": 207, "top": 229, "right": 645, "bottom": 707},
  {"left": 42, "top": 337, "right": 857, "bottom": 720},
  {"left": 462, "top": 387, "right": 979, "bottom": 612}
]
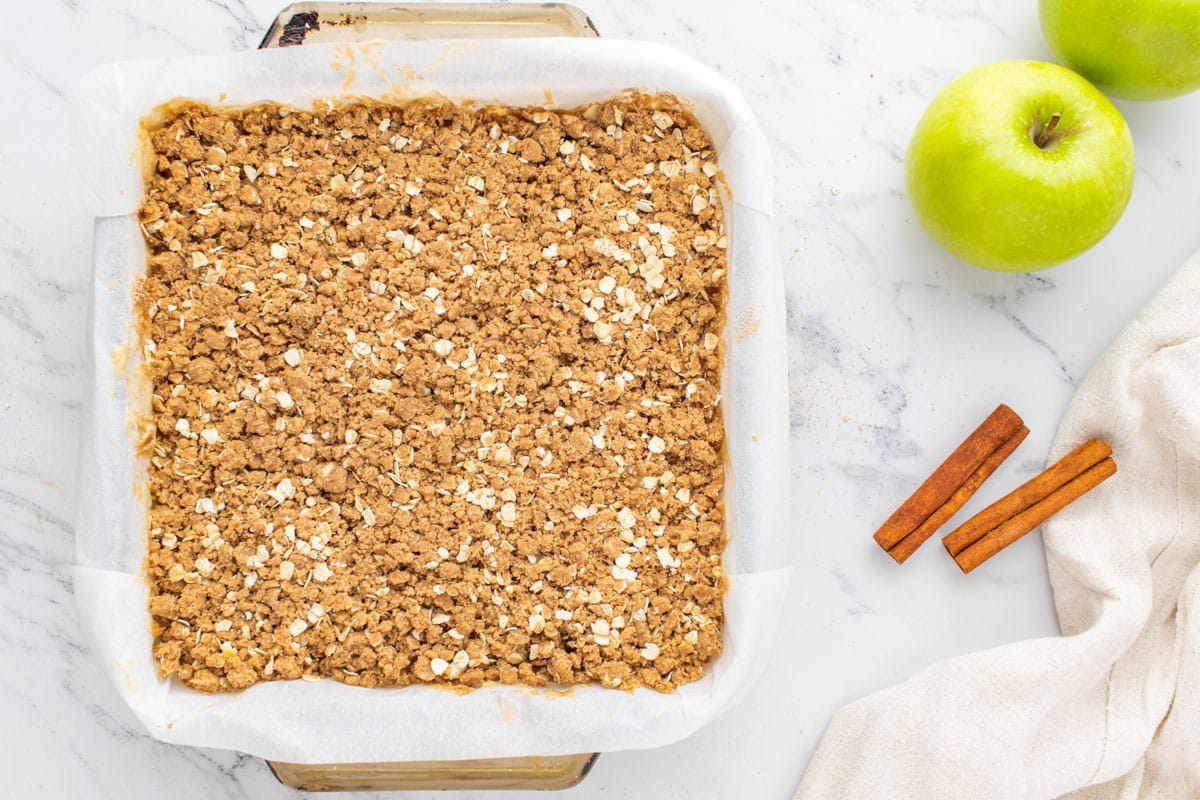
[{"left": 873, "top": 404, "right": 1116, "bottom": 573}]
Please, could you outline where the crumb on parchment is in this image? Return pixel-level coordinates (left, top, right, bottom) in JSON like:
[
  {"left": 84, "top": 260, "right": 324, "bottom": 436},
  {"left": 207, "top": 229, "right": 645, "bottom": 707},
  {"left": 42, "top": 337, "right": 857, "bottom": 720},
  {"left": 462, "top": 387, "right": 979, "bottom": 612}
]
[{"left": 138, "top": 93, "right": 728, "bottom": 694}]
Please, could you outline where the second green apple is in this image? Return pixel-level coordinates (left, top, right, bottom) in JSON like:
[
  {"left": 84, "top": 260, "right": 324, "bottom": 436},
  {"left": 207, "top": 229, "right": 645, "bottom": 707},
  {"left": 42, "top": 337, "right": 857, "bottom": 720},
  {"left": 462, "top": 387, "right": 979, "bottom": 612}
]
[
  {"left": 907, "top": 61, "right": 1135, "bottom": 272},
  {"left": 1041, "top": 0, "right": 1200, "bottom": 100}
]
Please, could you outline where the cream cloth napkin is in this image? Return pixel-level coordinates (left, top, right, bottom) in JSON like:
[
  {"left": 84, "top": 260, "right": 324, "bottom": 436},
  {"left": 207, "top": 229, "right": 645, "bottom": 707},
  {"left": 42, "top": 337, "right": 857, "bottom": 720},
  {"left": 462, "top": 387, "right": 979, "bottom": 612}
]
[{"left": 795, "top": 251, "right": 1200, "bottom": 800}]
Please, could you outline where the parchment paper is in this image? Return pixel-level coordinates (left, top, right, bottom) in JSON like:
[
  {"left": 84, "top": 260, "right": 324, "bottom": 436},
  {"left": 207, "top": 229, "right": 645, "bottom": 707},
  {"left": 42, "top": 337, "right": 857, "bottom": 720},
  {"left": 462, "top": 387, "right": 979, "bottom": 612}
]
[{"left": 72, "top": 38, "right": 791, "bottom": 763}]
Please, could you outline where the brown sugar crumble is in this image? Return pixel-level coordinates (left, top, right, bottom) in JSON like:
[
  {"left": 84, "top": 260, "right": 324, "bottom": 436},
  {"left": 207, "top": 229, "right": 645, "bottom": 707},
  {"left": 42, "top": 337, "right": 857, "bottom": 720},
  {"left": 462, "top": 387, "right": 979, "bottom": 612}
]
[{"left": 137, "top": 93, "right": 728, "bottom": 694}]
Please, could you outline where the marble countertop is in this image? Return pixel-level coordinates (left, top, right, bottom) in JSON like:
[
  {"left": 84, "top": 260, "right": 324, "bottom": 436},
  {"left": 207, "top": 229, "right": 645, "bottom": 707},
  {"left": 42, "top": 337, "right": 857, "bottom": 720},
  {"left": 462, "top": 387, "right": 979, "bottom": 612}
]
[{"left": 4, "top": 0, "right": 1199, "bottom": 797}]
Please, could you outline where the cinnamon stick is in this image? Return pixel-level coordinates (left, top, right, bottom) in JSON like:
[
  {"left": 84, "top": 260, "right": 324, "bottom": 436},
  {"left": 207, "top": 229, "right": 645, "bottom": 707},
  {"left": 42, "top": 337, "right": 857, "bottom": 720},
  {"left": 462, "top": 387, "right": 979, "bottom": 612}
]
[
  {"left": 886, "top": 424, "right": 1028, "bottom": 563},
  {"left": 944, "top": 438, "right": 1116, "bottom": 573},
  {"left": 874, "top": 404, "right": 1026, "bottom": 563}
]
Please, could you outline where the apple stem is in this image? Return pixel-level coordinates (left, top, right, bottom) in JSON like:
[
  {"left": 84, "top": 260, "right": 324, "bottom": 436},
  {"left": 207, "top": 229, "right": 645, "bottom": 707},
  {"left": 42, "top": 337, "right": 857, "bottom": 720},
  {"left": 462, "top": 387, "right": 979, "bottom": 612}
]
[{"left": 1033, "top": 112, "right": 1063, "bottom": 149}]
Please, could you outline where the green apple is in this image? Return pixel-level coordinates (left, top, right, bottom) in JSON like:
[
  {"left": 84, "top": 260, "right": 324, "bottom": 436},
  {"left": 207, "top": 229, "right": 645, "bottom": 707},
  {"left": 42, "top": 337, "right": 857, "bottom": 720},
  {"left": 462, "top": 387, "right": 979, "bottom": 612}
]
[
  {"left": 1041, "top": 0, "right": 1200, "bottom": 100},
  {"left": 906, "top": 61, "right": 1135, "bottom": 273}
]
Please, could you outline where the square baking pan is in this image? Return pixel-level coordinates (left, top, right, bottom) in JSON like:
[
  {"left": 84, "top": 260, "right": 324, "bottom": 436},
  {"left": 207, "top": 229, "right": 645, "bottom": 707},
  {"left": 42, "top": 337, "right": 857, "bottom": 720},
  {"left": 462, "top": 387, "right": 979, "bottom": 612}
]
[{"left": 73, "top": 2, "right": 790, "bottom": 791}]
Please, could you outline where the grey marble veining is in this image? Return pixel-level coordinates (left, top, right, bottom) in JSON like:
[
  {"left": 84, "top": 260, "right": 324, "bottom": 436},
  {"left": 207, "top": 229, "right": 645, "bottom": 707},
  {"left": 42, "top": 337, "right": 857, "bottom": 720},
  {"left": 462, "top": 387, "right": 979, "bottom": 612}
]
[{"left": 3, "top": 1, "right": 1199, "bottom": 797}]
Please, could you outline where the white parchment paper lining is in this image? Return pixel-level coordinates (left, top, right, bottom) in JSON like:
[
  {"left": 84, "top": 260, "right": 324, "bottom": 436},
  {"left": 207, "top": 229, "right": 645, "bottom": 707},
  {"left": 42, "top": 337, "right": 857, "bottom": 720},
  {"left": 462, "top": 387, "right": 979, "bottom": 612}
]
[{"left": 72, "top": 38, "right": 791, "bottom": 763}]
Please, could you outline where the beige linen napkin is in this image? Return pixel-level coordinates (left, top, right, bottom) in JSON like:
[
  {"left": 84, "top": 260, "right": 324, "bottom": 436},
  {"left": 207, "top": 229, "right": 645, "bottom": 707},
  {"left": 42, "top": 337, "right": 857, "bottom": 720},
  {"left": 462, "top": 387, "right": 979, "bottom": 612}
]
[{"left": 795, "top": 251, "right": 1200, "bottom": 800}]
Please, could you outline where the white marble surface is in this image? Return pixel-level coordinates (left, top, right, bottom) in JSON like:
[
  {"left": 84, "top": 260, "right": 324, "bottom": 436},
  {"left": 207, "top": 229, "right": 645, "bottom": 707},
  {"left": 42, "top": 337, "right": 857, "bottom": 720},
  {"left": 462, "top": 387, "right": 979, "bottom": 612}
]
[{"left": 3, "top": 0, "right": 1199, "bottom": 797}]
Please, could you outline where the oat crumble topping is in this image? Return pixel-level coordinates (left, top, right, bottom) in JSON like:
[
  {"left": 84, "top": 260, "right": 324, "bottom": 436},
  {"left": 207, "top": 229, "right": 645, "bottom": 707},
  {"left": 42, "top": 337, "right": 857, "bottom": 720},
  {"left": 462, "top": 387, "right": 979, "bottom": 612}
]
[{"left": 138, "top": 93, "right": 727, "bottom": 693}]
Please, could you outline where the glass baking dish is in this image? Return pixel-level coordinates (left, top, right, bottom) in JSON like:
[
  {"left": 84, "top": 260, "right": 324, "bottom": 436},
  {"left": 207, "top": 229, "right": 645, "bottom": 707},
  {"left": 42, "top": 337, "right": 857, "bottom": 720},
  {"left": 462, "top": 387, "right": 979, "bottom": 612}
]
[
  {"left": 74, "top": 4, "right": 786, "bottom": 789},
  {"left": 258, "top": 2, "right": 600, "bottom": 791}
]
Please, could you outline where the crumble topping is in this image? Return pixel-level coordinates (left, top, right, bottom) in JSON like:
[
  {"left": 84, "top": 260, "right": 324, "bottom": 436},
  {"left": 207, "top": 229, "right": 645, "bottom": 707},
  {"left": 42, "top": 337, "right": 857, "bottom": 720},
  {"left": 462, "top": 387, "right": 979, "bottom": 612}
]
[{"left": 138, "top": 92, "right": 727, "bottom": 693}]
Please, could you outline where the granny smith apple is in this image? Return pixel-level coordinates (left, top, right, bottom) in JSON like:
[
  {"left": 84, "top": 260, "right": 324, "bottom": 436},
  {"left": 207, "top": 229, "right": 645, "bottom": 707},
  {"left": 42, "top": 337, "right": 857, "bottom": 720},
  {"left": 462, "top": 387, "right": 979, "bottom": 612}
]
[
  {"left": 906, "top": 61, "right": 1135, "bottom": 272},
  {"left": 1041, "top": 0, "right": 1200, "bottom": 100}
]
